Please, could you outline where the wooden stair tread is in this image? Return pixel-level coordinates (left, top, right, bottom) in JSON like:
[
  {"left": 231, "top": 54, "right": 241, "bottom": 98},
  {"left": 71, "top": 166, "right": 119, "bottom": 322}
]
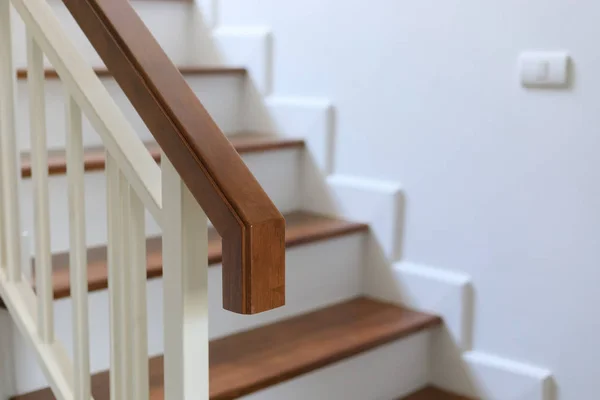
[
  {"left": 45, "top": 211, "right": 368, "bottom": 300},
  {"left": 21, "top": 133, "right": 305, "bottom": 178},
  {"left": 12, "top": 298, "right": 442, "bottom": 400},
  {"left": 16, "top": 66, "right": 246, "bottom": 79},
  {"left": 207, "top": 298, "right": 441, "bottom": 398},
  {"left": 400, "top": 386, "right": 474, "bottom": 400}
]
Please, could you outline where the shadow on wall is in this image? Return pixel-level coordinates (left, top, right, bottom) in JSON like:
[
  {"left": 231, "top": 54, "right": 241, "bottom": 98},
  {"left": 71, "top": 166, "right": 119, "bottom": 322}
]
[
  {"left": 182, "top": 6, "right": 559, "bottom": 399},
  {"left": 241, "top": 76, "right": 340, "bottom": 219},
  {"left": 369, "top": 201, "right": 558, "bottom": 399},
  {"left": 360, "top": 196, "right": 484, "bottom": 398},
  {"left": 183, "top": 6, "right": 222, "bottom": 65}
]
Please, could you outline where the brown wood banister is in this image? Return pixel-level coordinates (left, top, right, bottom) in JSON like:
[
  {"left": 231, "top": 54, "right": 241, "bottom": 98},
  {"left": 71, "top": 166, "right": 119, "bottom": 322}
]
[{"left": 61, "top": 0, "right": 285, "bottom": 314}]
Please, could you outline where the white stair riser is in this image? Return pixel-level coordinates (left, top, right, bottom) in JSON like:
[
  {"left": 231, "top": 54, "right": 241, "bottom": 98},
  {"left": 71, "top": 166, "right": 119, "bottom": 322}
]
[
  {"left": 11, "top": 0, "right": 197, "bottom": 68},
  {"left": 20, "top": 147, "right": 302, "bottom": 254},
  {"left": 245, "top": 331, "right": 431, "bottom": 400},
  {"left": 15, "top": 74, "right": 245, "bottom": 152},
  {"left": 8, "top": 233, "right": 365, "bottom": 395}
]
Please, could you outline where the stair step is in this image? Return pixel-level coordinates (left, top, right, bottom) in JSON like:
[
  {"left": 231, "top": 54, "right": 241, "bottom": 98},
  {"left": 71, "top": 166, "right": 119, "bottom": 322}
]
[
  {"left": 42, "top": 211, "right": 368, "bottom": 300},
  {"left": 400, "top": 386, "right": 473, "bottom": 400},
  {"left": 21, "top": 133, "right": 305, "bottom": 178},
  {"left": 12, "top": 297, "right": 442, "bottom": 400},
  {"left": 17, "top": 66, "right": 247, "bottom": 150},
  {"left": 16, "top": 66, "right": 246, "bottom": 79}
]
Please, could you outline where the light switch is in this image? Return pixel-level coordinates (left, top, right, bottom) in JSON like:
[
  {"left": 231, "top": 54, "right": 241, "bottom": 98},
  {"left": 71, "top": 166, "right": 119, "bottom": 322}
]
[{"left": 519, "top": 51, "right": 570, "bottom": 88}]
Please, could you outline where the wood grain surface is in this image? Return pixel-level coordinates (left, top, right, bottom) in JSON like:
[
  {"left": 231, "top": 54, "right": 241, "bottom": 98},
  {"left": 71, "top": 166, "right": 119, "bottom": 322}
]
[
  {"left": 59, "top": 0, "right": 284, "bottom": 313},
  {"left": 20, "top": 134, "right": 305, "bottom": 178},
  {"left": 12, "top": 298, "right": 442, "bottom": 400},
  {"left": 39, "top": 211, "right": 367, "bottom": 300}
]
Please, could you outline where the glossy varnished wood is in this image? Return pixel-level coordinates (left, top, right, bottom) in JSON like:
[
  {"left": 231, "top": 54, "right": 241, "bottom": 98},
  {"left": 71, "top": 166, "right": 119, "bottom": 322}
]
[
  {"left": 12, "top": 298, "right": 442, "bottom": 400},
  {"left": 60, "top": 0, "right": 284, "bottom": 314},
  {"left": 20, "top": 134, "right": 305, "bottom": 178},
  {"left": 40, "top": 212, "right": 367, "bottom": 300},
  {"left": 208, "top": 298, "right": 442, "bottom": 399},
  {"left": 16, "top": 66, "right": 246, "bottom": 79},
  {"left": 400, "top": 386, "right": 474, "bottom": 400}
]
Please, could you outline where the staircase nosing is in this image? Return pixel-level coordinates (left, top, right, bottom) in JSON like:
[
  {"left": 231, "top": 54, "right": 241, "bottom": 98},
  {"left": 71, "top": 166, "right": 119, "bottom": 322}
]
[
  {"left": 42, "top": 212, "right": 368, "bottom": 300},
  {"left": 21, "top": 136, "right": 305, "bottom": 178},
  {"left": 10, "top": 297, "right": 442, "bottom": 400},
  {"left": 211, "top": 302, "right": 442, "bottom": 399},
  {"left": 285, "top": 222, "right": 368, "bottom": 248},
  {"left": 16, "top": 66, "right": 247, "bottom": 79},
  {"left": 399, "top": 386, "right": 475, "bottom": 400}
]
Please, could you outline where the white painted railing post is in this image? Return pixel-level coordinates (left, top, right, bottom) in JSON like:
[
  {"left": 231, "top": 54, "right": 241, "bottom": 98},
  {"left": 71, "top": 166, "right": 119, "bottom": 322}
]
[
  {"left": 107, "top": 152, "right": 149, "bottom": 400},
  {"left": 0, "top": 151, "right": 4, "bottom": 275},
  {"left": 106, "top": 153, "right": 129, "bottom": 399},
  {"left": 128, "top": 189, "right": 149, "bottom": 400},
  {"left": 162, "top": 152, "right": 209, "bottom": 400},
  {"left": 27, "top": 31, "right": 55, "bottom": 344},
  {"left": 0, "top": 0, "right": 23, "bottom": 282},
  {"left": 118, "top": 172, "right": 133, "bottom": 399},
  {"left": 21, "top": 232, "right": 33, "bottom": 284},
  {"left": 1, "top": 0, "right": 171, "bottom": 398},
  {"left": 0, "top": 0, "right": 10, "bottom": 274},
  {"left": 106, "top": 158, "right": 150, "bottom": 400},
  {"left": 66, "top": 94, "right": 91, "bottom": 399}
]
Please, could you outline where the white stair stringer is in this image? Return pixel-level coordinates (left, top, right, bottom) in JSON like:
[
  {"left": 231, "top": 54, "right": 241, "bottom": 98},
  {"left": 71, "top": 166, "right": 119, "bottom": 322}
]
[
  {"left": 393, "top": 261, "right": 554, "bottom": 400},
  {"left": 245, "top": 93, "right": 405, "bottom": 263},
  {"left": 204, "top": 13, "right": 557, "bottom": 400},
  {"left": 212, "top": 26, "right": 273, "bottom": 95},
  {"left": 197, "top": 23, "right": 404, "bottom": 261},
  {"left": 7, "top": 233, "right": 365, "bottom": 396}
]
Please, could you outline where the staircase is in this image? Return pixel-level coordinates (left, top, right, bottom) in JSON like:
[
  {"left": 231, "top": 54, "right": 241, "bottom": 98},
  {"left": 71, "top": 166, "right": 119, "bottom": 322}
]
[{"left": 0, "top": 0, "right": 471, "bottom": 399}]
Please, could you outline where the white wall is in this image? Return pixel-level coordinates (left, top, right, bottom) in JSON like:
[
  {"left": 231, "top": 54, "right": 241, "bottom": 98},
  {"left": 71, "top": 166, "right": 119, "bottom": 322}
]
[{"left": 218, "top": 1, "right": 600, "bottom": 399}]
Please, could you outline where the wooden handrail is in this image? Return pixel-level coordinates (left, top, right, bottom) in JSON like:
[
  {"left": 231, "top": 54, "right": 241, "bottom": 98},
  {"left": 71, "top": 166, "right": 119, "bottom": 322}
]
[{"left": 61, "top": 0, "right": 285, "bottom": 314}]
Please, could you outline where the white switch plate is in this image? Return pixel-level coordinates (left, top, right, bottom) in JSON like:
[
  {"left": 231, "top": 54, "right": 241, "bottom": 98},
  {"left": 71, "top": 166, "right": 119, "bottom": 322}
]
[{"left": 519, "top": 51, "right": 570, "bottom": 88}]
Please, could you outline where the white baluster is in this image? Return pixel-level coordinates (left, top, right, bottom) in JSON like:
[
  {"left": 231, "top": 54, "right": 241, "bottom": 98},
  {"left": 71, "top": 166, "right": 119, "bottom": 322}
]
[
  {"left": 66, "top": 95, "right": 91, "bottom": 399},
  {"left": 0, "top": 163, "right": 4, "bottom": 275},
  {"left": 106, "top": 153, "right": 128, "bottom": 399},
  {"left": 0, "top": 0, "right": 23, "bottom": 282},
  {"left": 118, "top": 170, "right": 133, "bottom": 399},
  {"left": 129, "top": 189, "right": 149, "bottom": 400},
  {"left": 21, "top": 232, "right": 33, "bottom": 284},
  {"left": 0, "top": 0, "right": 10, "bottom": 273},
  {"left": 27, "top": 32, "right": 54, "bottom": 343},
  {"left": 162, "top": 152, "right": 209, "bottom": 400}
]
